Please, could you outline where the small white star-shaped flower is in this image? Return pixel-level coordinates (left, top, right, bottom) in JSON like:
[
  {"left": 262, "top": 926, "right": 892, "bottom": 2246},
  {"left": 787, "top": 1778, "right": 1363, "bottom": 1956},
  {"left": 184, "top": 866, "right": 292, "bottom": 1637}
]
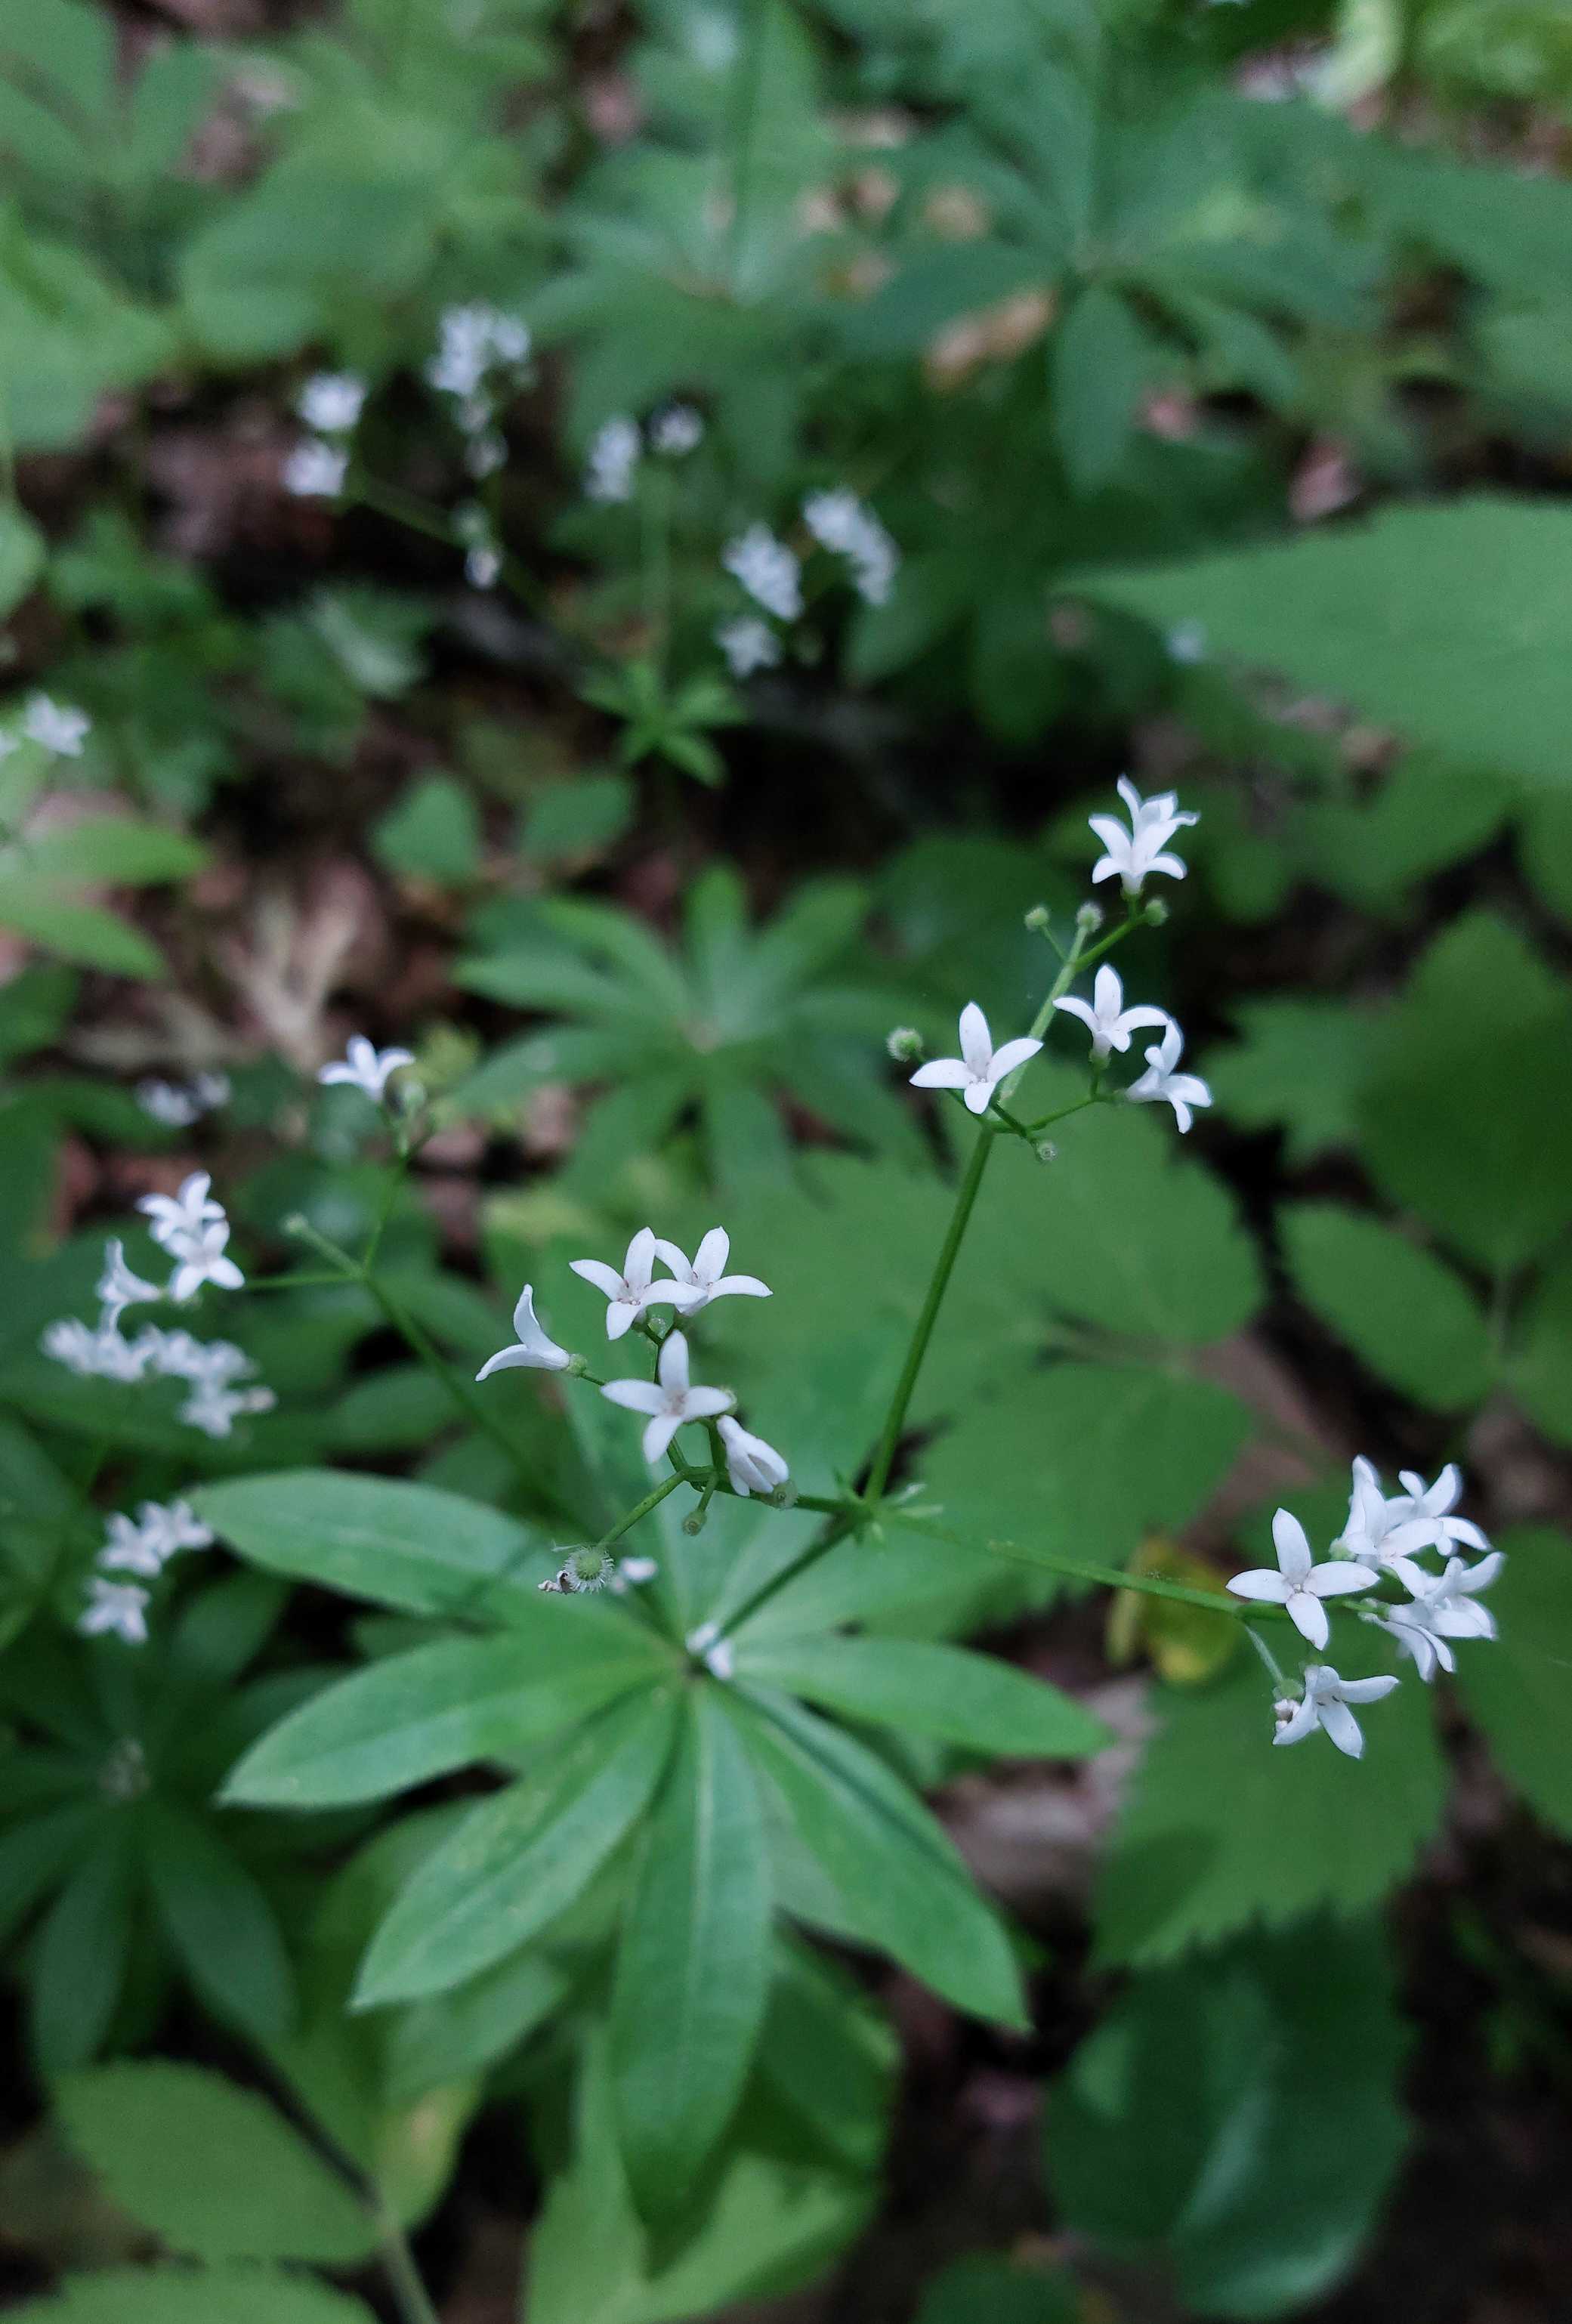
[
  {"left": 139, "top": 1497, "right": 215, "bottom": 1562},
  {"left": 909, "top": 1002, "right": 1042, "bottom": 1116},
  {"left": 1333, "top": 1456, "right": 1428, "bottom": 1566},
  {"left": 571, "top": 1228, "right": 700, "bottom": 1341},
  {"left": 79, "top": 1578, "right": 150, "bottom": 1646},
  {"left": 718, "top": 1415, "right": 789, "bottom": 1497},
  {"left": 178, "top": 1381, "right": 276, "bottom": 1439},
  {"left": 651, "top": 1228, "right": 769, "bottom": 1315},
  {"left": 650, "top": 404, "right": 703, "bottom": 456},
  {"left": 137, "top": 1172, "right": 225, "bottom": 1253},
  {"left": 1053, "top": 966, "right": 1172, "bottom": 1061},
  {"left": 1385, "top": 1465, "right": 1492, "bottom": 1560},
  {"left": 1227, "top": 1509, "right": 1379, "bottom": 1649},
  {"left": 96, "top": 1239, "right": 164, "bottom": 1328},
  {"left": 166, "top": 1221, "right": 245, "bottom": 1303},
  {"left": 1089, "top": 775, "right": 1198, "bottom": 895},
  {"left": 283, "top": 439, "right": 348, "bottom": 498},
  {"left": 476, "top": 1284, "right": 573, "bottom": 1380},
  {"left": 1387, "top": 1548, "right": 1504, "bottom": 1634},
  {"left": 318, "top": 1035, "right": 416, "bottom": 1102},
  {"left": 21, "top": 695, "right": 91, "bottom": 757},
  {"left": 99, "top": 1512, "right": 165, "bottom": 1578},
  {"left": 585, "top": 416, "right": 641, "bottom": 503},
  {"left": 1272, "top": 1664, "right": 1400, "bottom": 1757},
  {"left": 297, "top": 372, "right": 366, "bottom": 434},
  {"left": 601, "top": 1330, "right": 733, "bottom": 1463},
  {"left": 721, "top": 524, "right": 802, "bottom": 621},
  {"left": 1126, "top": 1021, "right": 1212, "bottom": 1133},
  {"left": 715, "top": 615, "right": 781, "bottom": 678}
]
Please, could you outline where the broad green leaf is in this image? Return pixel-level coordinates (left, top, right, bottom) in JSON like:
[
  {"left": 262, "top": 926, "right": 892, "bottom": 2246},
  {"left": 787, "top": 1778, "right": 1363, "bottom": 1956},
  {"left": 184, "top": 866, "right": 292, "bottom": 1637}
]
[
  {"left": 226, "top": 1623, "right": 666, "bottom": 1808},
  {"left": 724, "top": 1689, "right": 1027, "bottom": 2028},
  {"left": 0, "top": 885, "right": 165, "bottom": 978},
  {"left": 355, "top": 1689, "right": 679, "bottom": 2007},
  {"left": 372, "top": 775, "right": 481, "bottom": 885},
  {"left": 610, "top": 1692, "right": 774, "bottom": 2217},
  {"left": 1455, "top": 1527, "right": 1572, "bottom": 1838},
  {"left": 55, "top": 2062, "right": 376, "bottom": 2265},
  {"left": 1049, "top": 1919, "right": 1408, "bottom": 2315},
  {"left": 733, "top": 1634, "right": 1109, "bottom": 1758},
  {"left": 1206, "top": 998, "right": 1379, "bottom": 1164},
  {"left": 7, "top": 2268, "right": 378, "bottom": 2324},
  {"left": 381, "top": 1948, "right": 570, "bottom": 2103},
  {"left": 1080, "top": 496, "right": 1572, "bottom": 788},
  {"left": 193, "top": 1470, "right": 550, "bottom": 1624},
  {"left": 1095, "top": 1639, "right": 1448, "bottom": 1964},
  {"left": 141, "top": 1803, "right": 296, "bottom": 2043},
  {"left": 916, "top": 2256, "right": 1079, "bottom": 2324},
  {"left": 1357, "top": 912, "right": 1572, "bottom": 1272},
  {"left": 16, "top": 821, "right": 205, "bottom": 887},
  {"left": 1511, "top": 1251, "right": 1572, "bottom": 1448},
  {"left": 1054, "top": 284, "right": 1166, "bottom": 491},
  {"left": 1281, "top": 1202, "right": 1493, "bottom": 1409}
]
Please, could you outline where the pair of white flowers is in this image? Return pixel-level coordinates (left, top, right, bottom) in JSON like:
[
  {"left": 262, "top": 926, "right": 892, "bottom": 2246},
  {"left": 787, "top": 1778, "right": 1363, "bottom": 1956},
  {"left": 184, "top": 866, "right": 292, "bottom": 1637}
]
[
  {"left": 137, "top": 1173, "right": 245, "bottom": 1303},
  {"left": 80, "top": 1497, "right": 215, "bottom": 1645},
  {"left": 475, "top": 1228, "right": 789, "bottom": 1500},
  {"left": 716, "top": 489, "right": 900, "bottom": 677},
  {"left": 585, "top": 405, "right": 705, "bottom": 504},
  {"left": 137, "top": 1071, "right": 230, "bottom": 1129},
  {"left": 909, "top": 979, "right": 1212, "bottom": 1135},
  {"left": 283, "top": 372, "right": 366, "bottom": 500}
]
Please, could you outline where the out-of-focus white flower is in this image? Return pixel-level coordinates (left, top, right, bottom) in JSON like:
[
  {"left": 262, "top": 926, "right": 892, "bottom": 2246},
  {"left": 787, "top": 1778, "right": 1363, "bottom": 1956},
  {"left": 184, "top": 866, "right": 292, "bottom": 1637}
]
[
  {"left": 1126, "top": 1021, "right": 1212, "bottom": 1133},
  {"left": 476, "top": 1284, "right": 573, "bottom": 1380},
  {"left": 1227, "top": 1509, "right": 1378, "bottom": 1649},
  {"left": 96, "top": 1240, "right": 163, "bottom": 1328},
  {"left": 1386, "top": 1465, "right": 1493, "bottom": 1560},
  {"left": 1272, "top": 1664, "right": 1399, "bottom": 1757},
  {"left": 465, "top": 544, "right": 502, "bottom": 589},
  {"left": 685, "top": 1619, "right": 735, "bottom": 1679},
  {"left": 138, "top": 1171, "right": 225, "bottom": 1250},
  {"left": 79, "top": 1578, "right": 150, "bottom": 1645},
  {"left": 1166, "top": 620, "right": 1207, "bottom": 663},
  {"left": 650, "top": 404, "right": 703, "bottom": 455},
  {"left": 464, "top": 431, "right": 507, "bottom": 480},
  {"left": 909, "top": 1001, "right": 1042, "bottom": 1116},
  {"left": 297, "top": 372, "right": 366, "bottom": 434},
  {"left": 1089, "top": 776, "right": 1199, "bottom": 895},
  {"left": 41, "top": 1318, "right": 107, "bottom": 1375},
  {"left": 137, "top": 1080, "right": 200, "bottom": 1127},
  {"left": 1334, "top": 1456, "right": 1428, "bottom": 1567},
  {"left": 283, "top": 440, "right": 347, "bottom": 499},
  {"left": 572, "top": 1228, "right": 700, "bottom": 1340},
  {"left": 21, "top": 695, "right": 91, "bottom": 757},
  {"left": 715, "top": 616, "right": 781, "bottom": 678},
  {"left": 144, "top": 1329, "right": 252, "bottom": 1386},
  {"left": 166, "top": 1221, "right": 245, "bottom": 1304},
  {"left": 318, "top": 1034, "right": 415, "bottom": 1102},
  {"left": 178, "top": 1380, "right": 276, "bottom": 1439},
  {"left": 650, "top": 1228, "right": 769, "bottom": 1315},
  {"left": 1053, "top": 965, "right": 1171, "bottom": 1061},
  {"left": 99, "top": 1512, "right": 165, "bottom": 1578},
  {"left": 802, "top": 487, "right": 898, "bottom": 605},
  {"left": 718, "top": 1414, "right": 789, "bottom": 1497},
  {"left": 585, "top": 416, "right": 641, "bottom": 503},
  {"left": 722, "top": 524, "right": 802, "bottom": 620},
  {"left": 427, "top": 305, "right": 530, "bottom": 401},
  {"left": 615, "top": 1556, "right": 659, "bottom": 1590},
  {"left": 99, "top": 1498, "right": 212, "bottom": 1578},
  {"left": 601, "top": 1330, "right": 733, "bottom": 1463}
]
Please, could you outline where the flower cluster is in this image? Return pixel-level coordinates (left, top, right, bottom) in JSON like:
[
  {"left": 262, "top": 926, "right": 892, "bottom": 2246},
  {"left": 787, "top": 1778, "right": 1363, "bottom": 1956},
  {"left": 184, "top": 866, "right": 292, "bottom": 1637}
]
[
  {"left": 475, "top": 1225, "right": 789, "bottom": 1590},
  {"left": 0, "top": 694, "right": 91, "bottom": 761},
  {"left": 802, "top": 488, "right": 898, "bottom": 607},
  {"left": 715, "top": 487, "right": 900, "bottom": 677},
  {"left": 317, "top": 1035, "right": 415, "bottom": 1103},
  {"left": 583, "top": 403, "right": 705, "bottom": 505},
  {"left": 283, "top": 372, "right": 366, "bottom": 499},
  {"left": 41, "top": 1175, "right": 273, "bottom": 1439},
  {"left": 426, "top": 305, "right": 532, "bottom": 477},
  {"left": 79, "top": 1497, "right": 215, "bottom": 1645},
  {"left": 136, "top": 1071, "right": 230, "bottom": 1129},
  {"left": 1229, "top": 1459, "right": 1502, "bottom": 1756}
]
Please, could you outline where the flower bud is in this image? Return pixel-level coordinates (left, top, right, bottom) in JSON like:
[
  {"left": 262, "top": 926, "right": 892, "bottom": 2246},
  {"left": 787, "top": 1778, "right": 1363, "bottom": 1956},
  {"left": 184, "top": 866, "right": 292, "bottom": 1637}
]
[
  {"left": 1143, "top": 898, "right": 1169, "bottom": 926},
  {"left": 1024, "top": 904, "right": 1053, "bottom": 934},
  {"left": 282, "top": 1213, "right": 310, "bottom": 1238},
  {"left": 1075, "top": 901, "right": 1104, "bottom": 935},
  {"left": 1035, "top": 1140, "right": 1058, "bottom": 1164},
  {"left": 682, "top": 1507, "right": 709, "bottom": 1536},
  {"left": 564, "top": 1352, "right": 589, "bottom": 1377},
  {"left": 767, "top": 1481, "right": 799, "bottom": 1509},
  {"left": 567, "top": 1545, "right": 614, "bottom": 1591},
  {"left": 886, "top": 1026, "right": 924, "bottom": 1062}
]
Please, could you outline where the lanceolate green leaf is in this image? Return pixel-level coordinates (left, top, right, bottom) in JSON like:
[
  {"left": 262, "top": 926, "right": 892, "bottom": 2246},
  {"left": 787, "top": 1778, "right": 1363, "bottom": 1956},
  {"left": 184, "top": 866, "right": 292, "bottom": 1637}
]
[
  {"left": 610, "top": 1690, "right": 774, "bottom": 2217},
  {"left": 1281, "top": 1201, "right": 1494, "bottom": 1410},
  {"left": 7, "top": 2269, "right": 379, "bottom": 2324},
  {"left": 354, "top": 1688, "right": 680, "bottom": 2007},
  {"left": 193, "top": 1470, "right": 551, "bottom": 1624},
  {"left": 55, "top": 2060, "right": 377, "bottom": 2265},
  {"left": 141, "top": 1802, "right": 296, "bottom": 2043},
  {"left": 225, "top": 1620, "right": 670, "bottom": 1809},
  {"left": 723, "top": 1689, "right": 1027, "bottom": 2029},
  {"left": 733, "top": 1634, "right": 1109, "bottom": 1759}
]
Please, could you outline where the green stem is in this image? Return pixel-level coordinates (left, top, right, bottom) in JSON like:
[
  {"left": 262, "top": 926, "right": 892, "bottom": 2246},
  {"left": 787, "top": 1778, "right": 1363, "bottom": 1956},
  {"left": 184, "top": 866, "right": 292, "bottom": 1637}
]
[
  {"left": 889, "top": 1511, "right": 1249, "bottom": 1617},
  {"left": 1243, "top": 1623, "right": 1292, "bottom": 1690},
  {"left": 595, "top": 1469, "right": 687, "bottom": 1552},
  {"left": 726, "top": 0, "right": 770, "bottom": 292},
  {"left": 378, "top": 2211, "right": 439, "bottom": 2324},
  {"left": 363, "top": 1272, "right": 542, "bottom": 1494}
]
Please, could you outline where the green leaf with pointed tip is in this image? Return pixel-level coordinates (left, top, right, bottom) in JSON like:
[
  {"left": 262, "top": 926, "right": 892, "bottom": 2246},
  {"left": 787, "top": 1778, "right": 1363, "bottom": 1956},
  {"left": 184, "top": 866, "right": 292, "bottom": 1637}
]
[
  {"left": 55, "top": 2062, "right": 376, "bottom": 2264},
  {"left": 141, "top": 1803, "right": 296, "bottom": 2043},
  {"left": 226, "top": 1622, "right": 669, "bottom": 1808},
  {"left": 733, "top": 1634, "right": 1109, "bottom": 1758},
  {"left": 723, "top": 1689, "right": 1027, "bottom": 2029},
  {"left": 610, "top": 1691, "right": 774, "bottom": 2218},
  {"left": 1281, "top": 1202, "right": 1493, "bottom": 1410},
  {"left": 355, "top": 1688, "right": 679, "bottom": 2007},
  {"left": 0, "top": 886, "right": 165, "bottom": 978},
  {"left": 7, "top": 2269, "right": 378, "bottom": 2324},
  {"left": 193, "top": 1470, "right": 549, "bottom": 1624},
  {"left": 1095, "top": 1638, "right": 1448, "bottom": 1965},
  {"left": 1455, "top": 1527, "right": 1572, "bottom": 1838}
]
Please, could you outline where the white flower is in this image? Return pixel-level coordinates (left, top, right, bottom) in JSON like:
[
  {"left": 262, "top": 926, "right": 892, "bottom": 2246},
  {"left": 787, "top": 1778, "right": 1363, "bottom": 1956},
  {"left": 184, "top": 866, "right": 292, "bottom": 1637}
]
[
  {"left": 318, "top": 1034, "right": 415, "bottom": 1102},
  {"left": 718, "top": 1415, "right": 789, "bottom": 1497},
  {"left": 571, "top": 1228, "right": 700, "bottom": 1341},
  {"left": 427, "top": 305, "right": 528, "bottom": 400},
  {"left": 1053, "top": 966, "right": 1172, "bottom": 1062},
  {"left": 166, "top": 1222, "right": 245, "bottom": 1304},
  {"left": 650, "top": 404, "right": 703, "bottom": 455},
  {"left": 465, "top": 544, "right": 502, "bottom": 589},
  {"left": 96, "top": 1240, "right": 164, "bottom": 1327},
  {"left": 1227, "top": 1509, "right": 1379, "bottom": 1650},
  {"left": 715, "top": 616, "right": 781, "bottom": 678},
  {"left": 144, "top": 1329, "right": 252, "bottom": 1385},
  {"left": 137, "top": 1079, "right": 201, "bottom": 1127},
  {"left": 464, "top": 431, "right": 507, "bottom": 480},
  {"left": 1272, "top": 1664, "right": 1400, "bottom": 1757},
  {"left": 1126, "top": 1021, "right": 1212, "bottom": 1133},
  {"left": 601, "top": 1330, "right": 733, "bottom": 1463},
  {"left": 476, "top": 1284, "right": 573, "bottom": 1380},
  {"left": 296, "top": 372, "right": 366, "bottom": 434},
  {"left": 283, "top": 440, "right": 348, "bottom": 498},
  {"left": 178, "top": 1380, "right": 276, "bottom": 1439},
  {"left": 801, "top": 487, "right": 898, "bottom": 606},
  {"left": 41, "top": 1318, "right": 106, "bottom": 1374},
  {"left": 1333, "top": 1456, "right": 1428, "bottom": 1567},
  {"left": 21, "top": 695, "right": 91, "bottom": 757},
  {"left": 1089, "top": 775, "right": 1199, "bottom": 895},
  {"left": 79, "top": 1578, "right": 150, "bottom": 1646},
  {"left": 585, "top": 416, "right": 641, "bottom": 503},
  {"left": 909, "top": 1001, "right": 1042, "bottom": 1116},
  {"left": 1385, "top": 1465, "right": 1492, "bottom": 1560},
  {"left": 100, "top": 1500, "right": 210, "bottom": 1578},
  {"left": 1387, "top": 1549, "right": 1504, "bottom": 1637},
  {"left": 722, "top": 524, "right": 802, "bottom": 620},
  {"left": 650, "top": 1228, "right": 769, "bottom": 1315},
  {"left": 616, "top": 1556, "right": 659, "bottom": 1589},
  {"left": 138, "top": 1170, "right": 225, "bottom": 1251},
  {"left": 685, "top": 1620, "right": 734, "bottom": 1680},
  {"left": 99, "top": 1512, "right": 165, "bottom": 1578},
  {"left": 1366, "top": 1602, "right": 1454, "bottom": 1683},
  {"left": 1166, "top": 620, "right": 1207, "bottom": 664}
]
